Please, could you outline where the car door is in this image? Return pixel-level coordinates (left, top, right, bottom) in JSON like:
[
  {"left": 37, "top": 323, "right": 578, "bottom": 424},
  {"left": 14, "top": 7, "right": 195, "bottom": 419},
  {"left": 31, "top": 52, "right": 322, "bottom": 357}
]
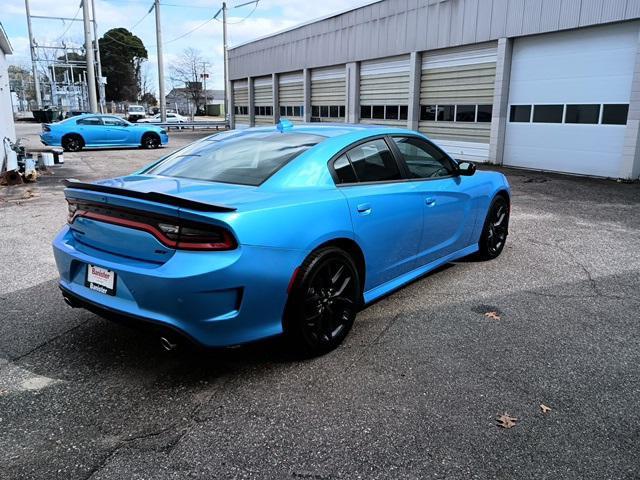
[
  {"left": 100, "top": 116, "right": 131, "bottom": 145},
  {"left": 75, "top": 116, "right": 106, "bottom": 145},
  {"left": 332, "top": 137, "right": 424, "bottom": 291},
  {"left": 389, "top": 136, "right": 475, "bottom": 266}
]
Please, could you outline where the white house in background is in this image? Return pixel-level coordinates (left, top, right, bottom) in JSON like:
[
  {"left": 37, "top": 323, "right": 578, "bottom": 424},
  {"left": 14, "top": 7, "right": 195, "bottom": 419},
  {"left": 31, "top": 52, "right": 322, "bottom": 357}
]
[
  {"left": 165, "top": 88, "right": 225, "bottom": 116},
  {"left": 0, "top": 22, "right": 15, "bottom": 152}
]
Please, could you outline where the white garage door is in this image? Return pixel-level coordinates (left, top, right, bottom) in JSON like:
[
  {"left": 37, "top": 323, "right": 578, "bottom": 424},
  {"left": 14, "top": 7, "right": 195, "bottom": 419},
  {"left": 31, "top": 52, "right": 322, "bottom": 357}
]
[{"left": 504, "top": 23, "right": 638, "bottom": 178}]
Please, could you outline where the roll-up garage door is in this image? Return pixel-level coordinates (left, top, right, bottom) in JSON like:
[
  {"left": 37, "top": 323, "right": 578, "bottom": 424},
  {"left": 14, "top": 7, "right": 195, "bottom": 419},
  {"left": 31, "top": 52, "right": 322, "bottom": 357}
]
[
  {"left": 419, "top": 42, "right": 497, "bottom": 161},
  {"left": 253, "top": 76, "right": 274, "bottom": 126},
  {"left": 233, "top": 79, "right": 249, "bottom": 125},
  {"left": 278, "top": 71, "right": 304, "bottom": 121},
  {"left": 360, "top": 55, "right": 410, "bottom": 127},
  {"left": 504, "top": 23, "right": 637, "bottom": 178},
  {"left": 311, "top": 65, "right": 345, "bottom": 122}
]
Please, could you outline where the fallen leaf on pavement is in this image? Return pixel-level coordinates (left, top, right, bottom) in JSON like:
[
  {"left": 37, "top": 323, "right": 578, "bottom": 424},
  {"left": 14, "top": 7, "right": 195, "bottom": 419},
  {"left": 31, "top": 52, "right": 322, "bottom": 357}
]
[
  {"left": 497, "top": 412, "right": 517, "bottom": 429},
  {"left": 484, "top": 311, "right": 501, "bottom": 321},
  {"left": 540, "top": 404, "right": 552, "bottom": 414}
]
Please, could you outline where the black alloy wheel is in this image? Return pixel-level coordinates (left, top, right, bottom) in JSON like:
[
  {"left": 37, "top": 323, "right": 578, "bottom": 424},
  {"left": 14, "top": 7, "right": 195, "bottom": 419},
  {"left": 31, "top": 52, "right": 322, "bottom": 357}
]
[
  {"left": 285, "top": 247, "right": 361, "bottom": 356},
  {"left": 62, "top": 134, "right": 83, "bottom": 152},
  {"left": 478, "top": 195, "right": 509, "bottom": 260},
  {"left": 141, "top": 133, "right": 160, "bottom": 149}
]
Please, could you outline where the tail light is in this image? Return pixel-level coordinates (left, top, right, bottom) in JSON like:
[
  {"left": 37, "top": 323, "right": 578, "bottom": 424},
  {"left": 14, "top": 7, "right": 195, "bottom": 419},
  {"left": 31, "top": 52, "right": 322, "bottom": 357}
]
[{"left": 67, "top": 200, "right": 237, "bottom": 251}]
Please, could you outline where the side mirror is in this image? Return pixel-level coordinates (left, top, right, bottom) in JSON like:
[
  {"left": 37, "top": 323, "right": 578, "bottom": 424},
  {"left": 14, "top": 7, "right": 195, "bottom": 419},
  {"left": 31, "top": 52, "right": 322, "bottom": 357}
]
[{"left": 457, "top": 160, "right": 476, "bottom": 176}]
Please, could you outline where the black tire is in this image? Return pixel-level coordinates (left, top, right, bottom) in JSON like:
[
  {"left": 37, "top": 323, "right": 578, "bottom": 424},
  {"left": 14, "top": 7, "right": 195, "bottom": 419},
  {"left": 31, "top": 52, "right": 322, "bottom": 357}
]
[
  {"left": 478, "top": 195, "right": 510, "bottom": 260},
  {"left": 141, "top": 132, "right": 160, "bottom": 149},
  {"left": 284, "top": 247, "right": 361, "bottom": 357},
  {"left": 62, "top": 134, "right": 83, "bottom": 152}
]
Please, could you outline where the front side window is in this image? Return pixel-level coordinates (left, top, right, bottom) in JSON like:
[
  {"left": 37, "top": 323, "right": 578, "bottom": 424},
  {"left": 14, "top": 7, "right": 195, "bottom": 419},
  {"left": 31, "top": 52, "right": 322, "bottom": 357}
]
[
  {"left": 145, "top": 132, "right": 324, "bottom": 186},
  {"left": 343, "top": 139, "right": 401, "bottom": 183},
  {"left": 392, "top": 136, "right": 454, "bottom": 179},
  {"left": 77, "top": 117, "right": 102, "bottom": 126},
  {"left": 102, "top": 116, "right": 128, "bottom": 126}
]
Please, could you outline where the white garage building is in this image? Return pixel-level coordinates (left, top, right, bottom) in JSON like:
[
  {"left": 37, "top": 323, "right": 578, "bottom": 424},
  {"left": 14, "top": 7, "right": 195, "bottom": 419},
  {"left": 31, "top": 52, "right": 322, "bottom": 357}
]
[{"left": 228, "top": 0, "right": 640, "bottom": 180}]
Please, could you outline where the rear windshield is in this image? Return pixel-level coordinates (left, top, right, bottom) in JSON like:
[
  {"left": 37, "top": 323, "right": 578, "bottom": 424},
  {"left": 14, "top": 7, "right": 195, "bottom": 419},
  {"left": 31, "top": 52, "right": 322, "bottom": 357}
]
[
  {"left": 129, "top": 106, "right": 144, "bottom": 112},
  {"left": 144, "top": 131, "right": 324, "bottom": 186}
]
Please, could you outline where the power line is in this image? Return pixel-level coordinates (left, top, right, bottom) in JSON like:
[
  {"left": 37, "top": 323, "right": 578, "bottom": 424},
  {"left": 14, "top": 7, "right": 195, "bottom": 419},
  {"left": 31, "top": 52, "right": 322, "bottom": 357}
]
[
  {"left": 55, "top": 4, "right": 82, "bottom": 42},
  {"left": 214, "top": 0, "right": 260, "bottom": 25}
]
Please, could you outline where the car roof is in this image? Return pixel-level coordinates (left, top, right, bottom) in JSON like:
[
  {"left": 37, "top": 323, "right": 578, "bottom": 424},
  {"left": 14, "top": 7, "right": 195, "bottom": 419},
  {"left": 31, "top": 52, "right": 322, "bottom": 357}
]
[{"left": 229, "top": 122, "right": 415, "bottom": 139}]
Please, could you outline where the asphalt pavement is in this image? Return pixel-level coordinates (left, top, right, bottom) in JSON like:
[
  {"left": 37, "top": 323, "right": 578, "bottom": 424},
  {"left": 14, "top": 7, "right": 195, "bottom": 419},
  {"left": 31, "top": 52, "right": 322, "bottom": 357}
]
[{"left": 1, "top": 123, "right": 639, "bottom": 479}]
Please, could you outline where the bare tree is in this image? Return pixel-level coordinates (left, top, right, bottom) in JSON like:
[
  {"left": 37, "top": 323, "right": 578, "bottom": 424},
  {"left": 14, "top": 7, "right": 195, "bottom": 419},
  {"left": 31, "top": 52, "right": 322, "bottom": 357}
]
[{"left": 169, "top": 48, "right": 208, "bottom": 114}]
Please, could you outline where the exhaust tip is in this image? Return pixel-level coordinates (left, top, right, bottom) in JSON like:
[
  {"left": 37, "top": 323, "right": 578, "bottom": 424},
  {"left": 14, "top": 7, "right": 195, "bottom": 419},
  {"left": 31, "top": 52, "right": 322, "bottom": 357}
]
[
  {"left": 62, "top": 295, "right": 76, "bottom": 308},
  {"left": 159, "top": 336, "right": 178, "bottom": 352}
]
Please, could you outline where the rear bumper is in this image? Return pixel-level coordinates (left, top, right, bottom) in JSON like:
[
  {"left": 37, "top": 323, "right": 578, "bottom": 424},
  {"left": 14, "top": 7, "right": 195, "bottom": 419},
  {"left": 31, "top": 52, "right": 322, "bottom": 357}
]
[{"left": 53, "top": 226, "right": 303, "bottom": 347}]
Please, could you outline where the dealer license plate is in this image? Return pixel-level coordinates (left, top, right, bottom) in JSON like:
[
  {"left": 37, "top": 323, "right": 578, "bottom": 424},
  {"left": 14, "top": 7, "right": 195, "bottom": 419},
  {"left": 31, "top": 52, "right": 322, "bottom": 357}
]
[{"left": 85, "top": 264, "right": 116, "bottom": 296}]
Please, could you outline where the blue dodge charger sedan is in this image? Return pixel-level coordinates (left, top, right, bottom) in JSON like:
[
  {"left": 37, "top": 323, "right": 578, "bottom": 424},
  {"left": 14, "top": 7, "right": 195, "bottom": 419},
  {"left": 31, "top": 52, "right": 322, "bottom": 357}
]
[
  {"left": 40, "top": 113, "right": 168, "bottom": 152},
  {"left": 53, "top": 121, "right": 510, "bottom": 356}
]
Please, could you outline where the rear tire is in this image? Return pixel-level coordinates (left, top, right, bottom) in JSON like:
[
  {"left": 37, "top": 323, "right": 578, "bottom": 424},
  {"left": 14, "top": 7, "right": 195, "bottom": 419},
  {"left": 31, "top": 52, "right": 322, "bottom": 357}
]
[
  {"left": 141, "top": 132, "right": 160, "bottom": 149},
  {"left": 62, "top": 134, "right": 83, "bottom": 152},
  {"left": 477, "top": 195, "right": 510, "bottom": 260},
  {"left": 284, "top": 247, "right": 361, "bottom": 357}
]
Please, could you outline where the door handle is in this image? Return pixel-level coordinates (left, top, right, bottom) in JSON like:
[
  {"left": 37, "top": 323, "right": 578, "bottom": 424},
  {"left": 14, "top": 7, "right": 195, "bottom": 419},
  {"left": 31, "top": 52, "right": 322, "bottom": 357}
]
[
  {"left": 425, "top": 197, "right": 436, "bottom": 207},
  {"left": 357, "top": 203, "right": 372, "bottom": 215}
]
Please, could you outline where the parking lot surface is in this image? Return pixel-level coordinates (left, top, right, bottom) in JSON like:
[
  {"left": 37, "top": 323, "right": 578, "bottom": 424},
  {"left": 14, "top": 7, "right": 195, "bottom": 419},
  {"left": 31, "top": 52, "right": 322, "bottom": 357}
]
[{"left": 1, "top": 123, "right": 639, "bottom": 479}]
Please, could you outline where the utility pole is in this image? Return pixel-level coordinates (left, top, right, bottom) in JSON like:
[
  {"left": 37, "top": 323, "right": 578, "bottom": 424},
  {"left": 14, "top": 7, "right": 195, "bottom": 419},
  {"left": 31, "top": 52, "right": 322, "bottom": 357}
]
[
  {"left": 24, "top": 0, "right": 42, "bottom": 108},
  {"left": 200, "top": 62, "right": 209, "bottom": 115},
  {"left": 153, "top": 0, "right": 167, "bottom": 122},
  {"left": 91, "top": 0, "right": 105, "bottom": 112},
  {"left": 82, "top": 0, "right": 98, "bottom": 112},
  {"left": 222, "top": 2, "right": 229, "bottom": 119}
]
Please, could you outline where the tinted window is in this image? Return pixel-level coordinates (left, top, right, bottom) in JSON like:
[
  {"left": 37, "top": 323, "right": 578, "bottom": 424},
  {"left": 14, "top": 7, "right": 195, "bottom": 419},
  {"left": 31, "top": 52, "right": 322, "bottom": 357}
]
[
  {"left": 280, "top": 106, "right": 286, "bottom": 116},
  {"left": 320, "top": 106, "right": 329, "bottom": 118},
  {"left": 294, "top": 106, "right": 303, "bottom": 117},
  {"left": 312, "top": 106, "right": 320, "bottom": 117},
  {"left": 456, "top": 105, "right": 476, "bottom": 122},
  {"left": 339, "top": 106, "right": 345, "bottom": 117},
  {"left": 372, "top": 106, "right": 385, "bottom": 119},
  {"left": 533, "top": 105, "right": 563, "bottom": 123},
  {"left": 386, "top": 105, "right": 398, "bottom": 120},
  {"left": 565, "top": 104, "right": 600, "bottom": 124},
  {"left": 101, "top": 116, "right": 127, "bottom": 126},
  {"left": 145, "top": 132, "right": 324, "bottom": 186},
  {"left": 329, "top": 106, "right": 339, "bottom": 118},
  {"left": 477, "top": 105, "right": 492, "bottom": 122},
  {"left": 421, "top": 105, "right": 436, "bottom": 121},
  {"left": 361, "top": 105, "right": 372, "bottom": 119},
  {"left": 437, "top": 105, "right": 455, "bottom": 121},
  {"left": 392, "top": 137, "right": 454, "bottom": 179},
  {"left": 333, "top": 154, "right": 357, "bottom": 184},
  {"left": 345, "top": 139, "right": 401, "bottom": 183},
  {"left": 602, "top": 104, "right": 628, "bottom": 125},
  {"left": 510, "top": 105, "right": 531, "bottom": 122},
  {"left": 77, "top": 116, "right": 102, "bottom": 126},
  {"left": 399, "top": 105, "right": 408, "bottom": 120}
]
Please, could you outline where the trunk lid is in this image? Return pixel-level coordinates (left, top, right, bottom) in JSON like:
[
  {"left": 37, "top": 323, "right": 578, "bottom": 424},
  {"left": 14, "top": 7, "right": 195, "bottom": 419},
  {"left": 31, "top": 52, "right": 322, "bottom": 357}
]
[{"left": 64, "top": 175, "right": 250, "bottom": 263}]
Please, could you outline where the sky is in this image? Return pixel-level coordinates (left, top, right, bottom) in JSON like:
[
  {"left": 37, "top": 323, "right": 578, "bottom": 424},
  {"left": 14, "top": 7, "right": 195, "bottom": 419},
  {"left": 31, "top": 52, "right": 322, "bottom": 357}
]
[{"left": 2, "top": 0, "right": 376, "bottom": 95}]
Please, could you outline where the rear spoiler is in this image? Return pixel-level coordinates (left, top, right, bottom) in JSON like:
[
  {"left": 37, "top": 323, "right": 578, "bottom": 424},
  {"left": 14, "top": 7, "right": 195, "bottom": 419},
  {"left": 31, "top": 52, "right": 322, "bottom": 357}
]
[{"left": 64, "top": 179, "right": 237, "bottom": 213}]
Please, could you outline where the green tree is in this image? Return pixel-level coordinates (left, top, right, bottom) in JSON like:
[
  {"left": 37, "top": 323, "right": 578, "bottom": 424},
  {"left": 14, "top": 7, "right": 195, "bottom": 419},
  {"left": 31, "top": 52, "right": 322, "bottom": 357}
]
[
  {"left": 98, "top": 28, "right": 147, "bottom": 102},
  {"left": 140, "top": 92, "right": 157, "bottom": 106}
]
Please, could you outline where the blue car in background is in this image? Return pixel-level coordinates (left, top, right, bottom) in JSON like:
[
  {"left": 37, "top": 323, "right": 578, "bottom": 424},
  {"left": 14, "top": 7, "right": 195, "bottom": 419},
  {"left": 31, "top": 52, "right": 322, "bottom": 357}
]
[
  {"left": 53, "top": 122, "right": 510, "bottom": 356},
  {"left": 40, "top": 114, "right": 168, "bottom": 152}
]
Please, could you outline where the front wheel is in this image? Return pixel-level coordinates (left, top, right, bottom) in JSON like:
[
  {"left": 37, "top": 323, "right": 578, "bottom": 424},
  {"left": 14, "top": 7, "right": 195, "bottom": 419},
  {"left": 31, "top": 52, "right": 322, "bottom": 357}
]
[
  {"left": 478, "top": 195, "right": 510, "bottom": 260},
  {"left": 284, "top": 247, "right": 361, "bottom": 357},
  {"left": 141, "top": 133, "right": 160, "bottom": 149}
]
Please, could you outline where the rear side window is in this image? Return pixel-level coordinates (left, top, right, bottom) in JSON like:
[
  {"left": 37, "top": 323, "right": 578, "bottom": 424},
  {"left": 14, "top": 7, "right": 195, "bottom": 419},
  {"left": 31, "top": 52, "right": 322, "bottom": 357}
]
[
  {"left": 77, "top": 117, "right": 102, "bottom": 126},
  {"left": 343, "top": 139, "right": 401, "bottom": 183},
  {"left": 145, "top": 132, "right": 324, "bottom": 186}
]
